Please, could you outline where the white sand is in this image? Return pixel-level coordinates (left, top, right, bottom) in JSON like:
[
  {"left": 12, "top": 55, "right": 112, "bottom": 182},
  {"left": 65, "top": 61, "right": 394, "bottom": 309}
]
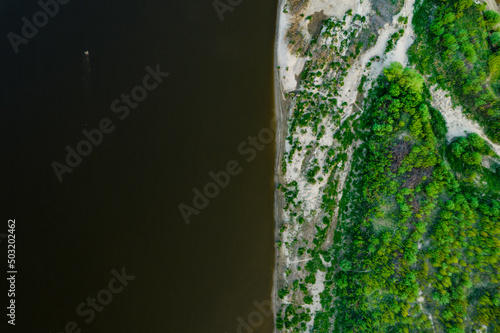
[
  {"left": 303, "top": 0, "right": 357, "bottom": 18},
  {"left": 276, "top": 5, "right": 307, "bottom": 91},
  {"left": 485, "top": 0, "right": 500, "bottom": 13},
  {"left": 304, "top": 270, "right": 326, "bottom": 313}
]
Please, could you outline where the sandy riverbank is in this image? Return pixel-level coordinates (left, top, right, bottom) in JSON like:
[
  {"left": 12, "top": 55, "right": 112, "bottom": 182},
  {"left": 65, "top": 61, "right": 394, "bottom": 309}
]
[
  {"left": 271, "top": 0, "right": 418, "bottom": 329},
  {"left": 272, "top": 0, "right": 286, "bottom": 330},
  {"left": 272, "top": 0, "right": 500, "bottom": 331}
]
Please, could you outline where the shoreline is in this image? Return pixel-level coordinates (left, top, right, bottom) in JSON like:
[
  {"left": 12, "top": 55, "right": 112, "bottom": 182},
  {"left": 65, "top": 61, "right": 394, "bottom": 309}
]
[{"left": 272, "top": 0, "right": 286, "bottom": 331}]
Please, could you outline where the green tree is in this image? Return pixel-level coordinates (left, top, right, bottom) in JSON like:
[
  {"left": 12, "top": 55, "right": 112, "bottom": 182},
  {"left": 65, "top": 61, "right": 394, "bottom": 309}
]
[
  {"left": 463, "top": 151, "right": 482, "bottom": 165},
  {"left": 431, "top": 21, "right": 445, "bottom": 36},
  {"left": 457, "top": 29, "right": 469, "bottom": 42},
  {"left": 491, "top": 32, "right": 500, "bottom": 46},
  {"left": 443, "top": 34, "right": 458, "bottom": 51},
  {"left": 340, "top": 260, "right": 352, "bottom": 271},
  {"left": 462, "top": 43, "right": 477, "bottom": 62},
  {"left": 490, "top": 52, "right": 500, "bottom": 79},
  {"left": 484, "top": 10, "right": 500, "bottom": 28},
  {"left": 468, "top": 132, "right": 486, "bottom": 150},
  {"left": 457, "top": 0, "right": 473, "bottom": 11},
  {"left": 452, "top": 59, "right": 466, "bottom": 70},
  {"left": 443, "top": 12, "right": 456, "bottom": 25},
  {"left": 384, "top": 62, "right": 404, "bottom": 82},
  {"left": 452, "top": 138, "right": 467, "bottom": 157}
]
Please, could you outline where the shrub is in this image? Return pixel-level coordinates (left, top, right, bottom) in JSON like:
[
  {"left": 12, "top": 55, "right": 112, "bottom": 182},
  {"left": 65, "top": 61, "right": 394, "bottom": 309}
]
[
  {"left": 484, "top": 10, "right": 500, "bottom": 28},
  {"left": 490, "top": 32, "right": 500, "bottom": 46}
]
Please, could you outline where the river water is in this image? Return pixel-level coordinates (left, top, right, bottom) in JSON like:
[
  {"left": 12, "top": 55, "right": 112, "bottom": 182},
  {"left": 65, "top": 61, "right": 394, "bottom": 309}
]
[{"left": 1, "top": 0, "right": 276, "bottom": 332}]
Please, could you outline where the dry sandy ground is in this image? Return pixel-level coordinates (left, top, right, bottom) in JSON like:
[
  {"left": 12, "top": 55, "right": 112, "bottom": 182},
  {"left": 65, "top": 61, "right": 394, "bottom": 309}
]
[
  {"left": 485, "top": 0, "right": 500, "bottom": 13},
  {"left": 276, "top": 0, "right": 359, "bottom": 92}
]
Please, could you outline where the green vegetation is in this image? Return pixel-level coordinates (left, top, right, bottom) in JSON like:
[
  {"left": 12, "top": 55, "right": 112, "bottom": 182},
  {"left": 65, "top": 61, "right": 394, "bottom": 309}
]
[
  {"left": 276, "top": 2, "right": 500, "bottom": 332},
  {"left": 331, "top": 63, "right": 500, "bottom": 332},
  {"left": 276, "top": 12, "right": 370, "bottom": 332},
  {"left": 278, "top": 61, "right": 500, "bottom": 332},
  {"left": 410, "top": 0, "right": 500, "bottom": 142}
]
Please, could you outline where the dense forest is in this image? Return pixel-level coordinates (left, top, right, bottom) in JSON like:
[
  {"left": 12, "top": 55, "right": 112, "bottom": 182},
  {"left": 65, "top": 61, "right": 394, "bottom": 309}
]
[{"left": 331, "top": 63, "right": 500, "bottom": 332}]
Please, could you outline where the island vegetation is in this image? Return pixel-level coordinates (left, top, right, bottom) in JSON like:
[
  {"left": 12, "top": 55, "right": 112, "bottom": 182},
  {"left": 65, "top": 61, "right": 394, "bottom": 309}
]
[{"left": 275, "top": 0, "right": 500, "bottom": 332}]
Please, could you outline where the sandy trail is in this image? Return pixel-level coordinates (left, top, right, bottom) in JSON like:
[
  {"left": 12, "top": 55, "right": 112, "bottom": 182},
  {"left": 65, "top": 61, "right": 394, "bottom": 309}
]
[{"left": 430, "top": 86, "right": 500, "bottom": 155}]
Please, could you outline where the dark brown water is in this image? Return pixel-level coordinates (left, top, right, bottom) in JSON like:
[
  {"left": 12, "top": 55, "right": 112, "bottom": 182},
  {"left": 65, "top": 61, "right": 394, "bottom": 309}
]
[{"left": 1, "top": 0, "right": 276, "bottom": 332}]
